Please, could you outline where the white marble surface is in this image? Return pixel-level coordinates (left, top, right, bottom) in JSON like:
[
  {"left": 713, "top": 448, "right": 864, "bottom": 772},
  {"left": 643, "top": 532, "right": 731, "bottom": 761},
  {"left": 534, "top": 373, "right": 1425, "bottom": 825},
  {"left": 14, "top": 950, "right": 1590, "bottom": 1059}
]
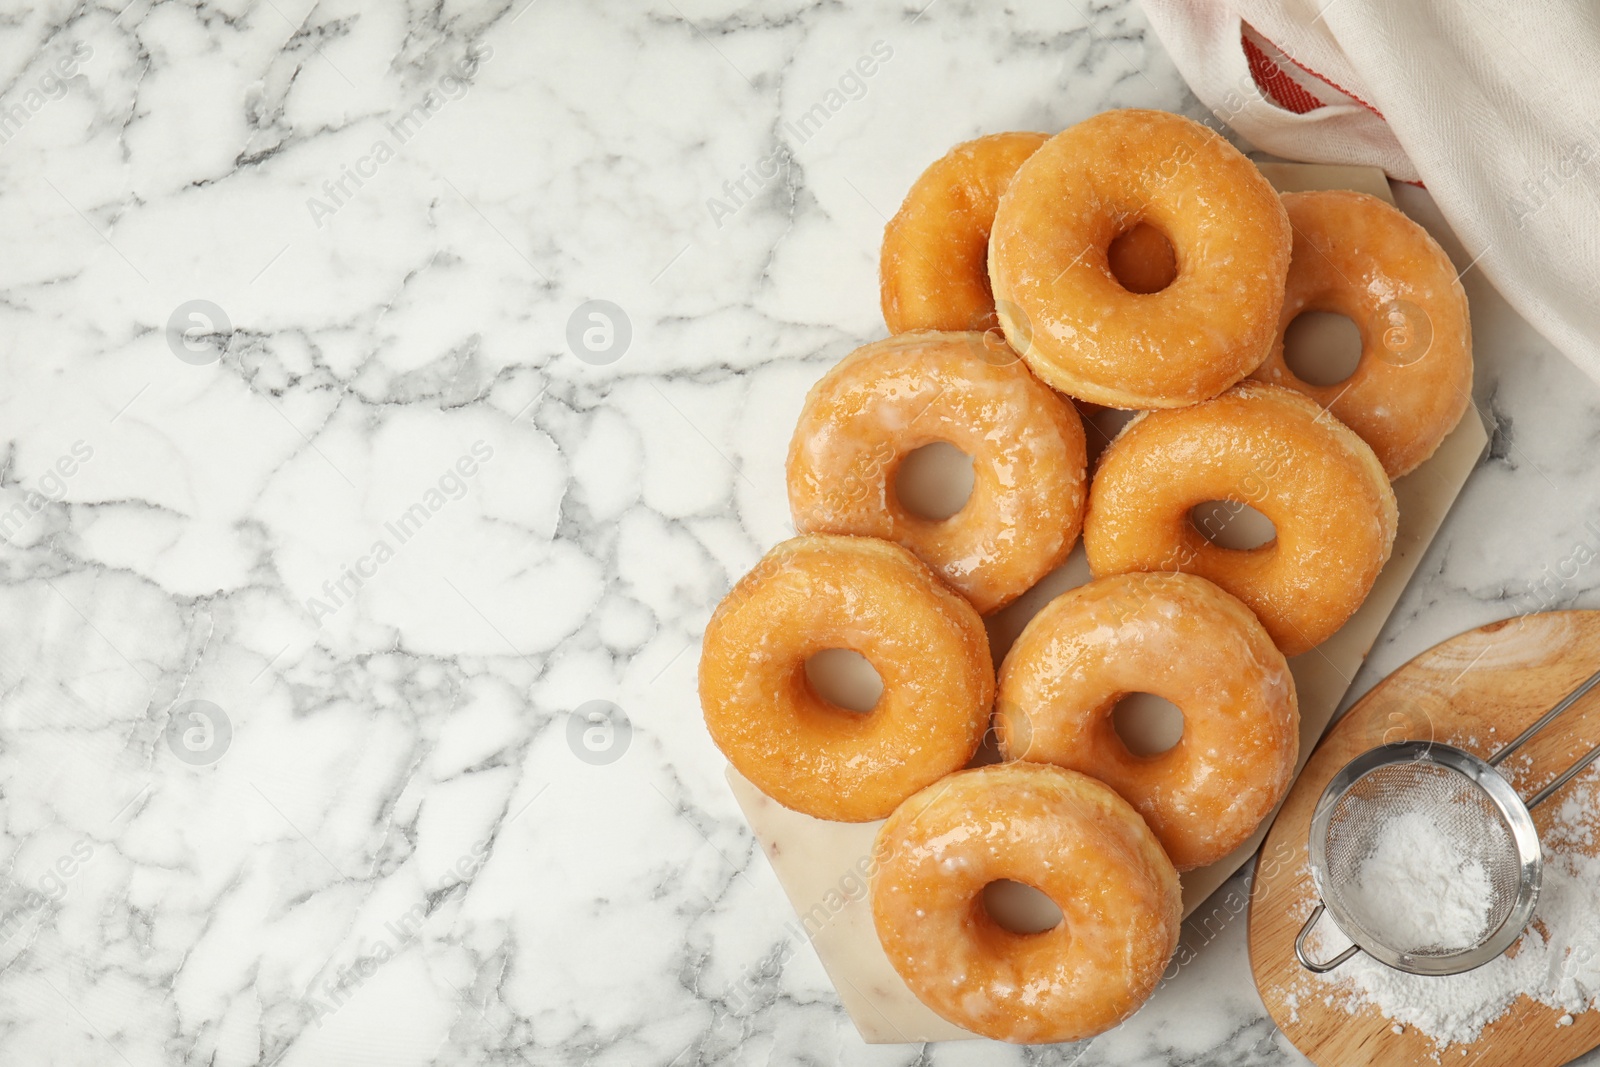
[{"left": 4, "top": 0, "right": 1600, "bottom": 1064}]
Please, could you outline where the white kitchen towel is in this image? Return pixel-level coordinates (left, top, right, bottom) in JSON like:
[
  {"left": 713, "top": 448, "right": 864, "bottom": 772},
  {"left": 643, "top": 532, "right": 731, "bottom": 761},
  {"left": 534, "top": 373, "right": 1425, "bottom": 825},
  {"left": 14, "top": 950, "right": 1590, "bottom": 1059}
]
[{"left": 1139, "top": 0, "right": 1600, "bottom": 387}]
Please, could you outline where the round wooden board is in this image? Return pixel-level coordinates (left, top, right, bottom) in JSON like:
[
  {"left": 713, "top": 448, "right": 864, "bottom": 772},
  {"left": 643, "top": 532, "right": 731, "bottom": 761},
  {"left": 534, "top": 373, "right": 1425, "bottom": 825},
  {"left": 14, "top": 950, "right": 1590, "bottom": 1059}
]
[{"left": 1249, "top": 610, "right": 1600, "bottom": 1066}]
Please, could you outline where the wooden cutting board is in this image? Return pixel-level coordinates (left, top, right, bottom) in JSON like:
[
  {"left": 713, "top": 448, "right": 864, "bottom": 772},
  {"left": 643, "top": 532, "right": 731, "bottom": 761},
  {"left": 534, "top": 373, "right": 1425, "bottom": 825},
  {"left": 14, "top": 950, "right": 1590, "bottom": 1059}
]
[{"left": 1249, "top": 609, "right": 1600, "bottom": 1065}]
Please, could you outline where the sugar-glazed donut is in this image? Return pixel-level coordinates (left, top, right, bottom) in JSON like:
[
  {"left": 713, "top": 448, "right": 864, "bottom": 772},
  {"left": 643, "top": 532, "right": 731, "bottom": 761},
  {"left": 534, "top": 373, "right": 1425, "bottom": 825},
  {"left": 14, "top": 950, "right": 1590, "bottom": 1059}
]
[
  {"left": 1084, "top": 382, "right": 1397, "bottom": 656},
  {"left": 787, "top": 331, "right": 1087, "bottom": 614},
  {"left": 871, "top": 762, "right": 1180, "bottom": 1043},
  {"left": 1251, "top": 190, "right": 1472, "bottom": 478},
  {"left": 989, "top": 109, "right": 1291, "bottom": 408},
  {"left": 996, "top": 572, "right": 1298, "bottom": 870},
  {"left": 699, "top": 535, "right": 992, "bottom": 821},
  {"left": 880, "top": 132, "right": 1046, "bottom": 334}
]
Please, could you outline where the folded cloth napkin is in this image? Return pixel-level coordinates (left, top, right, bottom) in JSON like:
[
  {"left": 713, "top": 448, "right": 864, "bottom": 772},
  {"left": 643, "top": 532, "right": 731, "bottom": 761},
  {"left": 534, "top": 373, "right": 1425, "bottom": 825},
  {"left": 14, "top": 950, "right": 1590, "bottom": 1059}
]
[{"left": 1140, "top": 0, "right": 1600, "bottom": 386}]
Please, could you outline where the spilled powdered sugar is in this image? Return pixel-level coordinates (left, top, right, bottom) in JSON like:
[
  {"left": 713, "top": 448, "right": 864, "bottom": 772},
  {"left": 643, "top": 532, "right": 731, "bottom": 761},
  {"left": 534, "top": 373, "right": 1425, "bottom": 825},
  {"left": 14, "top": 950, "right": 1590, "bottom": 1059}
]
[{"left": 1293, "top": 768, "right": 1600, "bottom": 1051}]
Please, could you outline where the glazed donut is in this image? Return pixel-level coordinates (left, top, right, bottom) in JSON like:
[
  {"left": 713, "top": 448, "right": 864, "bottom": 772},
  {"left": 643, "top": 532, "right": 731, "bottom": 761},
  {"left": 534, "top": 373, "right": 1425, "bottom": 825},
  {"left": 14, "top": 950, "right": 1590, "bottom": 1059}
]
[
  {"left": 1084, "top": 383, "right": 1397, "bottom": 657},
  {"left": 989, "top": 109, "right": 1291, "bottom": 408},
  {"left": 871, "top": 762, "right": 1180, "bottom": 1043},
  {"left": 1251, "top": 190, "right": 1472, "bottom": 478},
  {"left": 996, "top": 572, "right": 1298, "bottom": 870},
  {"left": 787, "top": 331, "right": 1087, "bottom": 614},
  {"left": 699, "top": 535, "right": 992, "bottom": 821},
  {"left": 880, "top": 132, "right": 1046, "bottom": 334}
]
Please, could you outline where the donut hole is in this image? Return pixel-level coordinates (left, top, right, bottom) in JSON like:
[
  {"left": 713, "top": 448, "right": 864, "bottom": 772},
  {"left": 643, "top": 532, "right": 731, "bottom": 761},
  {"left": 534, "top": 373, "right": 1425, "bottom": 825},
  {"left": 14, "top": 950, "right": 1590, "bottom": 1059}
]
[
  {"left": 1111, "top": 692, "right": 1185, "bottom": 757},
  {"left": 980, "top": 879, "right": 1064, "bottom": 935},
  {"left": 1283, "top": 310, "right": 1362, "bottom": 385},
  {"left": 804, "top": 648, "right": 883, "bottom": 714},
  {"left": 1080, "top": 405, "right": 1141, "bottom": 467},
  {"left": 1107, "top": 222, "right": 1178, "bottom": 294},
  {"left": 1189, "top": 499, "right": 1276, "bottom": 551},
  {"left": 893, "top": 441, "right": 974, "bottom": 521}
]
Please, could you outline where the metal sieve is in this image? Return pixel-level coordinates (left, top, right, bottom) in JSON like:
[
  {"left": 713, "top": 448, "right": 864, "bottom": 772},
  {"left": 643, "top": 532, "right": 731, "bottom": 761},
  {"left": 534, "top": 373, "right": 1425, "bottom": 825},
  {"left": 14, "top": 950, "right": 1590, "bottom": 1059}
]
[{"left": 1295, "top": 665, "right": 1600, "bottom": 976}]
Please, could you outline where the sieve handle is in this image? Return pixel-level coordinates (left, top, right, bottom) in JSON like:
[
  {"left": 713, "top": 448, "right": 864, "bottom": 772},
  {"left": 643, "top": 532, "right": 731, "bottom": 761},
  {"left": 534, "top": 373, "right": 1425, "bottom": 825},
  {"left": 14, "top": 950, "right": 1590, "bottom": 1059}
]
[
  {"left": 1487, "top": 664, "right": 1600, "bottom": 768},
  {"left": 1527, "top": 739, "right": 1600, "bottom": 810},
  {"left": 1294, "top": 904, "right": 1360, "bottom": 974}
]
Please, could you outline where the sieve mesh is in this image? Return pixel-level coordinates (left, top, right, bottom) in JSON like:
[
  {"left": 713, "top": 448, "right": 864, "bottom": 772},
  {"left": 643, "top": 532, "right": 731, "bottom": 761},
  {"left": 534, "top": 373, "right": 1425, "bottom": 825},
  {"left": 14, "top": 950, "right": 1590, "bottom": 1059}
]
[{"left": 1319, "top": 760, "right": 1523, "bottom": 957}]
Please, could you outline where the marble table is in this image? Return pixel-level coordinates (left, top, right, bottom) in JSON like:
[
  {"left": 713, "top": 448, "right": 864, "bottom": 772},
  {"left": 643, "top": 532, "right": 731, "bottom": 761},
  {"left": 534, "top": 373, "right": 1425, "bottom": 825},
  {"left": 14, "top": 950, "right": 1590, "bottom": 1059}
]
[{"left": 4, "top": 0, "right": 1598, "bottom": 1063}]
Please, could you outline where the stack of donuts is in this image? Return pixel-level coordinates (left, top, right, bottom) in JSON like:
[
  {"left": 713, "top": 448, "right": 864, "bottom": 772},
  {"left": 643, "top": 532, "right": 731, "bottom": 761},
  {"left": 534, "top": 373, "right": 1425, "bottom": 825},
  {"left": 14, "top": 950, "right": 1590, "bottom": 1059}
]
[{"left": 698, "top": 109, "right": 1472, "bottom": 1044}]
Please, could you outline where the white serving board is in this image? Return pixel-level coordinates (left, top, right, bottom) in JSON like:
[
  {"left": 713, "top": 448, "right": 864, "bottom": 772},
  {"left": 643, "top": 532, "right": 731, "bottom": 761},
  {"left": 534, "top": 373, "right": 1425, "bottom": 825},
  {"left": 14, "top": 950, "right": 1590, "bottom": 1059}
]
[{"left": 727, "top": 162, "right": 1492, "bottom": 1043}]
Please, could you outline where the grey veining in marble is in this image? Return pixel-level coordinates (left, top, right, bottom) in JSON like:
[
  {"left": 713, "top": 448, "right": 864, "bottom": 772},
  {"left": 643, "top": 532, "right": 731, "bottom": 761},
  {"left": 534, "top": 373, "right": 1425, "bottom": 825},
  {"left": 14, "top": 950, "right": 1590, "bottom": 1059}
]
[{"left": 3, "top": 0, "right": 1599, "bottom": 1063}]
